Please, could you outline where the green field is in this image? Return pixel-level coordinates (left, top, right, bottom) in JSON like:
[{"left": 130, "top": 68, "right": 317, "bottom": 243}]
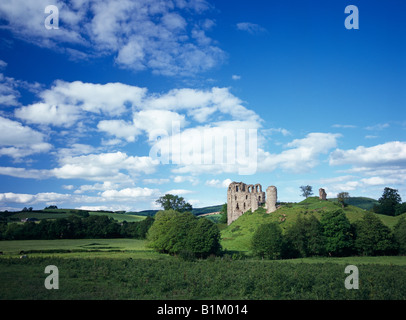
[
  {"left": 1, "top": 197, "right": 406, "bottom": 300},
  {"left": 1, "top": 238, "right": 406, "bottom": 299},
  {"left": 0, "top": 239, "right": 167, "bottom": 259}
]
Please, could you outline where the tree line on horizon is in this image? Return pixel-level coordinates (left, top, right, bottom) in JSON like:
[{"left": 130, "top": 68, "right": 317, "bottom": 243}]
[{"left": 0, "top": 215, "right": 154, "bottom": 240}]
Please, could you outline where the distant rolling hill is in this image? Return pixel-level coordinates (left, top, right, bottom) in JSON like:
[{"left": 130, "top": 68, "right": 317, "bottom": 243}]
[{"left": 128, "top": 204, "right": 224, "bottom": 216}]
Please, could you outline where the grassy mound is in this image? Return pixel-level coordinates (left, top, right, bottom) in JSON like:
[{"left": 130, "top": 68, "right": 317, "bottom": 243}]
[{"left": 220, "top": 197, "right": 405, "bottom": 253}]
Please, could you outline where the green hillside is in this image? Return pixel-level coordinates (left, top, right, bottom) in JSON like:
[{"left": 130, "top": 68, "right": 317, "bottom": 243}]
[
  {"left": 220, "top": 197, "right": 405, "bottom": 254},
  {"left": 329, "top": 196, "right": 379, "bottom": 210}
]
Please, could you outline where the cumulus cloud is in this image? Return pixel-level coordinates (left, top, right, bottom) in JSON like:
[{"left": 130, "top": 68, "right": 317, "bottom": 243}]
[
  {"left": 329, "top": 141, "right": 406, "bottom": 167},
  {"left": 165, "top": 189, "right": 194, "bottom": 195},
  {"left": 0, "top": 116, "right": 52, "bottom": 159},
  {"left": 0, "top": 0, "right": 225, "bottom": 76},
  {"left": 205, "top": 178, "right": 232, "bottom": 188},
  {"left": 133, "top": 109, "right": 187, "bottom": 141},
  {"left": 52, "top": 151, "right": 159, "bottom": 182},
  {"left": 257, "top": 133, "right": 341, "bottom": 173},
  {"left": 150, "top": 122, "right": 260, "bottom": 175},
  {"left": 97, "top": 120, "right": 141, "bottom": 142},
  {"left": 0, "top": 73, "right": 21, "bottom": 106},
  {"left": 15, "top": 80, "right": 146, "bottom": 127},
  {"left": 101, "top": 187, "right": 160, "bottom": 201},
  {"left": 0, "top": 167, "right": 52, "bottom": 179},
  {"left": 0, "top": 192, "right": 71, "bottom": 205}
]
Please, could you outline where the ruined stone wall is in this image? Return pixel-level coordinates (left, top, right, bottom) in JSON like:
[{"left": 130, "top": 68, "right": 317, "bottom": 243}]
[
  {"left": 227, "top": 182, "right": 268, "bottom": 225},
  {"left": 319, "top": 188, "right": 327, "bottom": 200},
  {"left": 266, "top": 186, "right": 277, "bottom": 213}
]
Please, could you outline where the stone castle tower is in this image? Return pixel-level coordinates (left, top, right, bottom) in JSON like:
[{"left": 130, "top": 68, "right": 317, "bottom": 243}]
[{"left": 227, "top": 182, "right": 277, "bottom": 225}]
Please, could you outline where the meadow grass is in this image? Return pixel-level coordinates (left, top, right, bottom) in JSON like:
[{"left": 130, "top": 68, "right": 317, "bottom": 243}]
[
  {"left": 1, "top": 255, "right": 406, "bottom": 300},
  {"left": 0, "top": 239, "right": 167, "bottom": 259},
  {"left": 88, "top": 212, "right": 146, "bottom": 222}
]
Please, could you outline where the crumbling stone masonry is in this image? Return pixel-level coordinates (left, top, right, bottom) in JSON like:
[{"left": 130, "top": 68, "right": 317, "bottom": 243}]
[
  {"left": 227, "top": 182, "right": 277, "bottom": 225},
  {"left": 319, "top": 188, "right": 327, "bottom": 200}
]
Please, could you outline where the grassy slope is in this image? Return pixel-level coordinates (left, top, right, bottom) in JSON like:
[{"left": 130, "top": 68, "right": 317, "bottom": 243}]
[{"left": 220, "top": 197, "right": 406, "bottom": 253}]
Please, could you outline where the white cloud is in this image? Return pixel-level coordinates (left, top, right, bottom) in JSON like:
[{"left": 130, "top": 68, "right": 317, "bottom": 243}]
[
  {"left": 257, "top": 133, "right": 341, "bottom": 173},
  {"left": 0, "top": 167, "right": 52, "bottom": 179},
  {"left": 140, "top": 87, "right": 260, "bottom": 123},
  {"left": 332, "top": 124, "right": 357, "bottom": 129},
  {"left": 0, "top": 192, "right": 71, "bottom": 205},
  {"left": 101, "top": 187, "right": 160, "bottom": 201},
  {"left": 329, "top": 141, "right": 406, "bottom": 167},
  {"left": 261, "top": 127, "right": 291, "bottom": 137},
  {"left": 74, "top": 181, "right": 121, "bottom": 194},
  {"left": 365, "top": 123, "right": 390, "bottom": 131},
  {"left": 143, "top": 178, "right": 170, "bottom": 185},
  {"left": 97, "top": 120, "right": 140, "bottom": 142},
  {"left": 236, "top": 22, "right": 266, "bottom": 34},
  {"left": 231, "top": 75, "right": 241, "bottom": 80},
  {"left": 151, "top": 122, "right": 260, "bottom": 175},
  {"left": 52, "top": 151, "right": 159, "bottom": 182},
  {"left": 205, "top": 178, "right": 232, "bottom": 188},
  {"left": 165, "top": 189, "right": 194, "bottom": 195},
  {"left": 173, "top": 175, "right": 199, "bottom": 185},
  {"left": 15, "top": 102, "right": 81, "bottom": 127},
  {"left": 0, "top": 0, "right": 225, "bottom": 76},
  {"left": 15, "top": 80, "right": 146, "bottom": 127},
  {"left": 0, "top": 73, "right": 20, "bottom": 106},
  {"left": 133, "top": 109, "right": 187, "bottom": 141},
  {"left": 0, "top": 116, "right": 52, "bottom": 159}
]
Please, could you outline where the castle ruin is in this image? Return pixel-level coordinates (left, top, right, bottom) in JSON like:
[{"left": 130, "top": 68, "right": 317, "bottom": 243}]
[
  {"left": 319, "top": 188, "right": 327, "bottom": 200},
  {"left": 227, "top": 182, "right": 277, "bottom": 225}
]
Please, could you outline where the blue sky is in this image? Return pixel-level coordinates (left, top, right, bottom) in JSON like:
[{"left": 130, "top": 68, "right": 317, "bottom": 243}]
[{"left": 0, "top": 0, "right": 405, "bottom": 211}]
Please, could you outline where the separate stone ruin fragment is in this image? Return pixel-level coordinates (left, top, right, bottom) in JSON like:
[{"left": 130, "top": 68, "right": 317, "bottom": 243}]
[
  {"left": 266, "top": 186, "right": 277, "bottom": 213},
  {"left": 227, "top": 182, "right": 277, "bottom": 225},
  {"left": 319, "top": 188, "right": 327, "bottom": 200}
]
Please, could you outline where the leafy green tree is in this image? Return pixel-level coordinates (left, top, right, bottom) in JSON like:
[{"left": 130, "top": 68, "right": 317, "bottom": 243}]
[
  {"left": 320, "top": 209, "right": 353, "bottom": 256},
  {"left": 373, "top": 187, "right": 402, "bottom": 216},
  {"left": 395, "top": 203, "right": 406, "bottom": 216},
  {"left": 147, "top": 210, "right": 221, "bottom": 257},
  {"left": 394, "top": 216, "right": 406, "bottom": 254},
  {"left": 218, "top": 203, "right": 227, "bottom": 224},
  {"left": 156, "top": 194, "right": 193, "bottom": 212},
  {"left": 354, "top": 212, "right": 396, "bottom": 256},
  {"left": 251, "top": 222, "right": 284, "bottom": 259},
  {"left": 147, "top": 209, "right": 179, "bottom": 252},
  {"left": 187, "top": 218, "right": 221, "bottom": 258},
  {"left": 300, "top": 185, "right": 313, "bottom": 199},
  {"left": 285, "top": 214, "right": 325, "bottom": 258},
  {"left": 337, "top": 192, "right": 350, "bottom": 208}
]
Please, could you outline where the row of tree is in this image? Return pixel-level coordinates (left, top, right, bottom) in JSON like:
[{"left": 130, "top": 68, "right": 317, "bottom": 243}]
[
  {"left": 0, "top": 215, "right": 154, "bottom": 240},
  {"left": 252, "top": 209, "right": 406, "bottom": 259}
]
